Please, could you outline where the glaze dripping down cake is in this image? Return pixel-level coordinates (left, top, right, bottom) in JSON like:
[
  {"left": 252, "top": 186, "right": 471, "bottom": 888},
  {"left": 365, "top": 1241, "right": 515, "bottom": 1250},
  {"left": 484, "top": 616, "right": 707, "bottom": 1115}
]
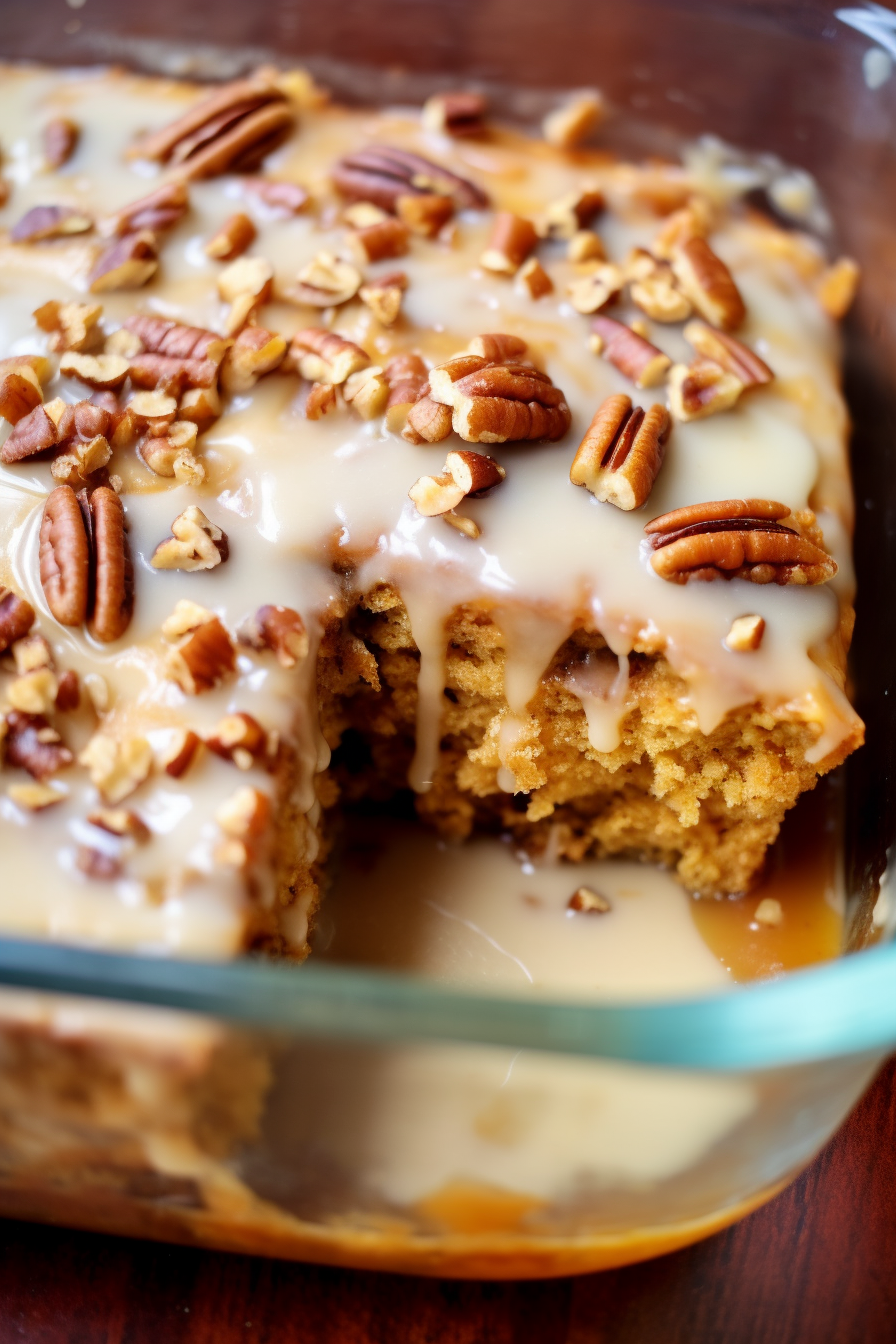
[{"left": 0, "top": 67, "right": 863, "bottom": 959}]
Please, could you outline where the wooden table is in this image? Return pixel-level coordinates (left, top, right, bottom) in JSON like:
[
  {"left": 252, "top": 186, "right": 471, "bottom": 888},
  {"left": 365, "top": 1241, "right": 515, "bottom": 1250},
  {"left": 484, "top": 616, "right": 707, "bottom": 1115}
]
[{"left": 1, "top": 1059, "right": 894, "bottom": 1344}]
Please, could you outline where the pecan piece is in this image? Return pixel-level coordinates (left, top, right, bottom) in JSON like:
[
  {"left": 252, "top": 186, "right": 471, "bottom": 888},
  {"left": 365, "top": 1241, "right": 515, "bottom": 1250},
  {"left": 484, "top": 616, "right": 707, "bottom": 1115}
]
[
  {"left": 289, "top": 252, "right": 361, "bottom": 308},
  {"left": 626, "top": 249, "right": 692, "bottom": 323},
  {"left": 0, "top": 588, "right": 35, "bottom": 653},
  {"left": 0, "top": 366, "right": 43, "bottom": 425},
  {"left": 409, "top": 448, "right": 505, "bottom": 516},
  {"left": 2, "top": 403, "right": 59, "bottom": 463},
  {"left": 480, "top": 212, "right": 538, "bottom": 275},
  {"left": 422, "top": 91, "right": 487, "bottom": 137},
  {"left": 467, "top": 334, "right": 528, "bottom": 361},
  {"left": 667, "top": 360, "right": 744, "bottom": 421},
  {"left": 5, "top": 711, "right": 73, "bottom": 780},
  {"left": 724, "top": 614, "right": 765, "bottom": 652},
  {"left": 590, "top": 315, "right": 672, "bottom": 388},
  {"left": 241, "top": 177, "right": 309, "bottom": 214},
  {"left": 7, "top": 782, "right": 67, "bottom": 812},
  {"left": 89, "top": 486, "right": 133, "bottom": 643},
  {"left": 243, "top": 604, "right": 309, "bottom": 667},
  {"left": 39, "top": 486, "right": 90, "bottom": 626},
  {"left": 305, "top": 382, "right": 337, "bottom": 420},
  {"left": 79, "top": 733, "right": 152, "bottom": 804},
  {"left": 289, "top": 329, "right": 369, "bottom": 384},
  {"left": 160, "top": 728, "right": 203, "bottom": 778},
  {"left": 151, "top": 506, "right": 229, "bottom": 572},
  {"left": 127, "top": 76, "right": 293, "bottom": 180},
  {"left": 542, "top": 188, "right": 604, "bottom": 239},
  {"left": 343, "top": 366, "right": 389, "bottom": 420},
  {"left": 43, "top": 118, "right": 79, "bottom": 170},
  {"left": 568, "top": 262, "right": 624, "bottom": 314},
  {"left": 396, "top": 192, "right": 454, "bottom": 237},
  {"left": 11, "top": 205, "right": 92, "bottom": 243},
  {"left": 568, "top": 885, "right": 611, "bottom": 913},
  {"left": 103, "top": 181, "right": 190, "bottom": 237},
  {"left": 206, "top": 712, "right": 267, "bottom": 769},
  {"left": 645, "top": 499, "right": 837, "bottom": 585},
  {"left": 542, "top": 92, "right": 604, "bottom": 149},
  {"left": 516, "top": 257, "right": 553, "bottom": 299},
  {"left": 88, "top": 231, "right": 158, "bottom": 293},
  {"left": 402, "top": 396, "right": 453, "bottom": 444},
  {"left": 34, "top": 300, "right": 103, "bottom": 353},
  {"left": 59, "top": 352, "right": 129, "bottom": 391},
  {"left": 571, "top": 394, "right": 670, "bottom": 511},
  {"left": 332, "top": 144, "right": 488, "bottom": 213},
  {"left": 205, "top": 211, "right": 256, "bottom": 261},
  {"left": 683, "top": 320, "right": 773, "bottom": 388},
  {"left": 220, "top": 326, "right": 287, "bottom": 395},
  {"left": 817, "top": 257, "right": 860, "bottom": 320},
  {"left": 346, "top": 218, "right": 409, "bottom": 264},
  {"left": 359, "top": 270, "right": 407, "bottom": 326},
  {"left": 429, "top": 353, "right": 570, "bottom": 443},
  {"left": 671, "top": 237, "right": 745, "bottom": 331}
]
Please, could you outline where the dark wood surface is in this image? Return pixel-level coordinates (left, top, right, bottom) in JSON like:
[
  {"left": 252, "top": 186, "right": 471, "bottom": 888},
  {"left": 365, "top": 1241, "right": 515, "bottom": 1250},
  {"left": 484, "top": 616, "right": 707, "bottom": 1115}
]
[{"left": 0, "top": 1059, "right": 893, "bottom": 1344}]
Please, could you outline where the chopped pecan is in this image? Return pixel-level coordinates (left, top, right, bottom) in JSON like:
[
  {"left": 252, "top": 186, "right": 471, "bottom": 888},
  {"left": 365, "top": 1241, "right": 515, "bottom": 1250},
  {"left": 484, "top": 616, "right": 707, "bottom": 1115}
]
[
  {"left": 217, "top": 255, "right": 273, "bottom": 307},
  {"left": 205, "top": 212, "right": 256, "bottom": 261},
  {"left": 159, "top": 727, "right": 203, "bottom": 778},
  {"left": 652, "top": 198, "right": 713, "bottom": 259},
  {"left": 138, "top": 420, "right": 201, "bottom": 478},
  {"left": 384, "top": 352, "right": 428, "bottom": 431},
  {"left": 567, "top": 230, "right": 604, "bottom": 263},
  {"left": 88, "top": 231, "right": 158, "bottom": 293},
  {"left": 346, "top": 217, "right": 410, "bottom": 264},
  {"left": 7, "top": 668, "right": 58, "bottom": 715},
  {"left": 151, "top": 505, "right": 229, "bottom": 571},
  {"left": 59, "top": 351, "right": 129, "bottom": 391},
  {"left": 50, "top": 433, "right": 111, "bottom": 486},
  {"left": 480, "top": 212, "right": 538, "bottom": 275},
  {"left": 396, "top": 192, "right": 454, "bottom": 237},
  {"left": 590, "top": 315, "right": 672, "bottom": 388},
  {"left": 289, "top": 252, "right": 361, "bottom": 308},
  {"left": 422, "top": 91, "right": 488, "bottom": 137},
  {"left": 43, "top": 118, "right": 79, "bottom": 170},
  {"left": 103, "top": 181, "right": 190, "bottom": 237},
  {"left": 216, "top": 785, "right": 271, "bottom": 840},
  {"left": 568, "top": 886, "right": 611, "bottom": 913},
  {"left": 568, "top": 261, "right": 624, "bottom": 314},
  {"left": 724, "top": 614, "right": 765, "bottom": 652},
  {"left": 220, "top": 326, "right": 287, "bottom": 395},
  {"left": 570, "top": 394, "right": 670, "bottom": 511},
  {"left": 88, "top": 486, "right": 133, "bottom": 643},
  {"left": 179, "top": 384, "right": 222, "bottom": 429},
  {"left": 125, "top": 313, "right": 228, "bottom": 365},
  {"left": 127, "top": 75, "right": 293, "bottom": 179},
  {"left": 11, "top": 204, "right": 92, "bottom": 243},
  {"left": 683, "top": 320, "right": 772, "bottom": 387},
  {"left": 34, "top": 300, "right": 103, "bottom": 353},
  {"left": 343, "top": 365, "right": 389, "bottom": 420},
  {"left": 75, "top": 845, "right": 123, "bottom": 880},
  {"left": 0, "top": 588, "right": 35, "bottom": 653},
  {"left": 206, "top": 712, "right": 267, "bottom": 769},
  {"left": 163, "top": 602, "right": 236, "bottom": 694},
  {"left": 39, "top": 486, "right": 90, "bottom": 626},
  {"left": 645, "top": 499, "right": 837, "bottom": 585},
  {"left": 305, "top": 382, "right": 337, "bottom": 420},
  {"left": 290, "top": 329, "right": 369, "bottom": 384},
  {"left": 5, "top": 711, "right": 73, "bottom": 780},
  {"left": 817, "top": 256, "right": 860, "bottom": 319},
  {"left": 626, "top": 249, "right": 692, "bottom": 322},
  {"left": 332, "top": 144, "right": 488, "bottom": 212},
  {"left": 402, "top": 395, "right": 453, "bottom": 444},
  {"left": 542, "top": 188, "right": 604, "bottom": 239},
  {"left": 0, "top": 366, "right": 43, "bottom": 425},
  {"left": 516, "top": 257, "right": 553, "bottom": 299},
  {"left": 2, "top": 403, "right": 63, "bottom": 467},
  {"left": 359, "top": 270, "right": 407, "bottom": 325},
  {"left": 7, "top": 781, "right": 66, "bottom": 812},
  {"left": 241, "top": 177, "right": 309, "bottom": 214},
  {"left": 78, "top": 732, "right": 152, "bottom": 804},
  {"left": 667, "top": 360, "right": 744, "bottom": 421},
  {"left": 409, "top": 448, "right": 505, "bottom": 516},
  {"left": 243, "top": 604, "right": 309, "bottom": 667},
  {"left": 542, "top": 91, "right": 604, "bottom": 149},
  {"left": 671, "top": 237, "right": 745, "bottom": 331},
  {"left": 429, "top": 352, "right": 571, "bottom": 443},
  {"left": 13, "top": 633, "right": 53, "bottom": 674},
  {"left": 55, "top": 669, "right": 80, "bottom": 711},
  {"left": 88, "top": 807, "right": 150, "bottom": 841}
]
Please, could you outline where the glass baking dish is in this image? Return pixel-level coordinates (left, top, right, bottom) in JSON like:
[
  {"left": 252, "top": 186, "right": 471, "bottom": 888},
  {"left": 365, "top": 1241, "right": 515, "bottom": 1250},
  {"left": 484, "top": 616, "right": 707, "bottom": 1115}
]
[{"left": 1, "top": 0, "right": 895, "bottom": 1278}]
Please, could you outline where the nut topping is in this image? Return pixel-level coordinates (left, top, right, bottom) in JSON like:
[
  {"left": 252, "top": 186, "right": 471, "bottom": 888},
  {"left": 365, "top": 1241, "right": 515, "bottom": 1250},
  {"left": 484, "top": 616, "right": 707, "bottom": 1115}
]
[
  {"left": 683, "top": 320, "right": 773, "bottom": 388},
  {"left": 571, "top": 394, "right": 670, "bottom": 511},
  {"left": 244, "top": 605, "right": 309, "bottom": 667},
  {"left": 480, "top": 212, "right": 538, "bottom": 275},
  {"left": 2, "top": 403, "right": 58, "bottom": 463},
  {"left": 88, "top": 486, "right": 134, "bottom": 643},
  {"left": 289, "top": 252, "right": 362, "bottom": 308},
  {"left": 590, "top": 316, "right": 672, "bottom": 388},
  {"left": 7, "top": 782, "right": 66, "bottom": 812},
  {"left": 626, "top": 249, "right": 692, "bottom": 323},
  {"left": 0, "top": 588, "right": 35, "bottom": 654},
  {"left": 151, "top": 506, "right": 229, "bottom": 572},
  {"left": 305, "top": 382, "right": 337, "bottom": 420},
  {"left": 332, "top": 144, "right": 488, "bottom": 213},
  {"left": 667, "top": 360, "right": 745, "bottom": 422},
  {"left": 568, "top": 262, "right": 624, "bottom": 314},
  {"left": 59, "top": 351, "right": 130, "bottom": 391},
  {"left": 43, "top": 118, "right": 79, "bottom": 170},
  {"left": 724, "top": 614, "right": 766, "bottom": 652},
  {"left": 516, "top": 257, "right": 553, "bottom": 300},
  {"left": 542, "top": 188, "right": 603, "bottom": 240},
  {"left": 103, "top": 181, "right": 190, "bottom": 237},
  {"left": 359, "top": 270, "right": 407, "bottom": 326},
  {"left": 205, "top": 212, "right": 256, "bottom": 261},
  {"left": 159, "top": 727, "right": 203, "bottom": 779},
  {"left": 645, "top": 499, "right": 838, "bottom": 585},
  {"left": 241, "top": 178, "right": 309, "bottom": 215},
  {"left": 542, "top": 92, "right": 604, "bottom": 149},
  {"left": 220, "top": 326, "right": 287, "bottom": 395},
  {"left": 343, "top": 365, "right": 390, "bottom": 420},
  {"left": 88, "top": 231, "right": 158, "bottom": 293},
  {"left": 88, "top": 807, "right": 150, "bottom": 841},
  {"left": 817, "top": 257, "right": 860, "bottom": 320},
  {"left": 163, "top": 603, "right": 236, "bottom": 695},
  {"left": 34, "top": 300, "right": 103, "bottom": 353},
  {"left": 346, "top": 217, "right": 410, "bottom": 264},
  {"left": 671, "top": 237, "right": 746, "bottom": 331},
  {"left": 127, "top": 75, "right": 294, "bottom": 180},
  {"left": 11, "top": 205, "right": 92, "bottom": 244},
  {"left": 384, "top": 352, "right": 429, "bottom": 430},
  {"left": 422, "top": 91, "right": 488, "bottom": 138},
  {"left": 428, "top": 349, "right": 570, "bottom": 443},
  {"left": 5, "top": 711, "right": 73, "bottom": 780},
  {"left": 7, "top": 668, "right": 58, "bottom": 716},
  {"left": 39, "top": 485, "right": 90, "bottom": 627},
  {"left": 206, "top": 712, "right": 267, "bottom": 769},
  {"left": 78, "top": 732, "right": 152, "bottom": 803},
  {"left": 467, "top": 333, "right": 528, "bottom": 362},
  {"left": 215, "top": 785, "right": 271, "bottom": 840},
  {"left": 290, "top": 329, "right": 369, "bottom": 385},
  {"left": 396, "top": 192, "right": 454, "bottom": 237},
  {"left": 0, "top": 366, "right": 43, "bottom": 425},
  {"left": 567, "top": 231, "right": 604, "bottom": 263},
  {"left": 410, "top": 448, "right": 505, "bottom": 517},
  {"left": 403, "top": 396, "right": 453, "bottom": 444}
]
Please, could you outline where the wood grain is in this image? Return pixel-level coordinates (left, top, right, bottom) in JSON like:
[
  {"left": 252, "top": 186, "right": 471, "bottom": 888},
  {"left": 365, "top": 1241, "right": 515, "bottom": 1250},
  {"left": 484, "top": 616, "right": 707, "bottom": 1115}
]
[{"left": 0, "top": 1060, "right": 894, "bottom": 1344}]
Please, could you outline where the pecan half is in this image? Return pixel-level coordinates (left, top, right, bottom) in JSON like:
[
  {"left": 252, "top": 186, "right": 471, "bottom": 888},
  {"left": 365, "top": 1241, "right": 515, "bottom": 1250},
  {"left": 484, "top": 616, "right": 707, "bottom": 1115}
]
[
  {"left": 89, "top": 487, "right": 134, "bottom": 643},
  {"left": 0, "top": 588, "right": 35, "bottom": 653},
  {"left": 44, "top": 118, "right": 79, "bottom": 170},
  {"left": 590, "top": 315, "right": 672, "bottom": 388},
  {"left": 480, "top": 212, "right": 538, "bottom": 275},
  {"left": 163, "top": 602, "right": 236, "bottom": 695},
  {"left": 346, "top": 218, "right": 410, "bottom": 264},
  {"left": 568, "top": 231, "right": 604, "bottom": 263},
  {"left": 671, "top": 237, "right": 745, "bottom": 331},
  {"left": 290, "top": 329, "right": 369, "bottom": 384},
  {"left": 429, "top": 353, "right": 571, "bottom": 443},
  {"left": 645, "top": 499, "right": 837, "bottom": 585},
  {"left": 11, "top": 205, "right": 92, "bottom": 243},
  {"left": 422, "top": 91, "right": 488, "bottom": 137},
  {"left": 88, "top": 807, "right": 150, "bottom": 841},
  {"left": 332, "top": 144, "right": 488, "bottom": 213},
  {"left": 409, "top": 448, "right": 505, "bottom": 516},
  {"left": 542, "top": 92, "right": 604, "bottom": 149},
  {"left": 683, "top": 320, "right": 773, "bottom": 388},
  {"left": 151, "top": 505, "right": 229, "bottom": 572},
  {"left": 570, "top": 394, "right": 670, "bottom": 511},
  {"left": 206, "top": 712, "right": 267, "bottom": 769},
  {"left": 4, "top": 711, "right": 73, "bottom": 780},
  {"left": 127, "top": 76, "right": 293, "bottom": 180},
  {"left": 667, "top": 360, "right": 744, "bottom": 421},
  {"left": 88, "top": 231, "right": 158, "bottom": 293},
  {"left": 103, "top": 181, "right": 190, "bottom": 237},
  {"left": 243, "top": 604, "right": 309, "bottom": 668},
  {"left": 205, "top": 211, "right": 256, "bottom": 261},
  {"left": 0, "top": 366, "right": 43, "bottom": 425},
  {"left": 39, "top": 486, "right": 90, "bottom": 626},
  {"left": 289, "top": 252, "right": 361, "bottom": 308}
]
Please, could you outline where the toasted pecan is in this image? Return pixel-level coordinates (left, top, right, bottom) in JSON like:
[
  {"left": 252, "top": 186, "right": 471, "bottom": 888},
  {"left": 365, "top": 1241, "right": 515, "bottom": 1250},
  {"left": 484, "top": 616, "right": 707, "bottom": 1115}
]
[
  {"left": 39, "top": 485, "right": 90, "bottom": 626},
  {"left": 429, "top": 350, "right": 570, "bottom": 444},
  {"left": 4, "top": 711, "right": 73, "bottom": 781},
  {"left": 290, "top": 329, "right": 369, "bottom": 384},
  {"left": 646, "top": 499, "right": 837, "bottom": 585},
  {"left": 332, "top": 144, "right": 488, "bottom": 213},
  {"left": 590, "top": 315, "right": 672, "bottom": 388},
  {"left": 88, "top": 487, "right": 134, "bottom": 643},
  {"left": 410, "top": 448, "right": 505, "bottom": 516},
  {"left": 571, "top": 394, "right": 670, "bottom": 511},
  {"left": 0, "top": 588, "right": 35, "bottom": 654},
  {"left": 104, "top": 181, "right": 190, "bottom": 237},
  {"left": 671, "top": 237, "right": 745, "bottom": 331},
  {"left": 43, "top": 118, "right": 79, "bottom": 170},
  {"left": 422, "top": 91, "right": 488, "bottom": 137}
]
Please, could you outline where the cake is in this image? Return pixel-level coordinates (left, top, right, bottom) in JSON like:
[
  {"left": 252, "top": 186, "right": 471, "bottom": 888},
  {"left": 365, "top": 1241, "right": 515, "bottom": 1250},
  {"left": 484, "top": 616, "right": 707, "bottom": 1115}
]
[{"left": 0, "top": 65, "right": 863, "bottom": 963}]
